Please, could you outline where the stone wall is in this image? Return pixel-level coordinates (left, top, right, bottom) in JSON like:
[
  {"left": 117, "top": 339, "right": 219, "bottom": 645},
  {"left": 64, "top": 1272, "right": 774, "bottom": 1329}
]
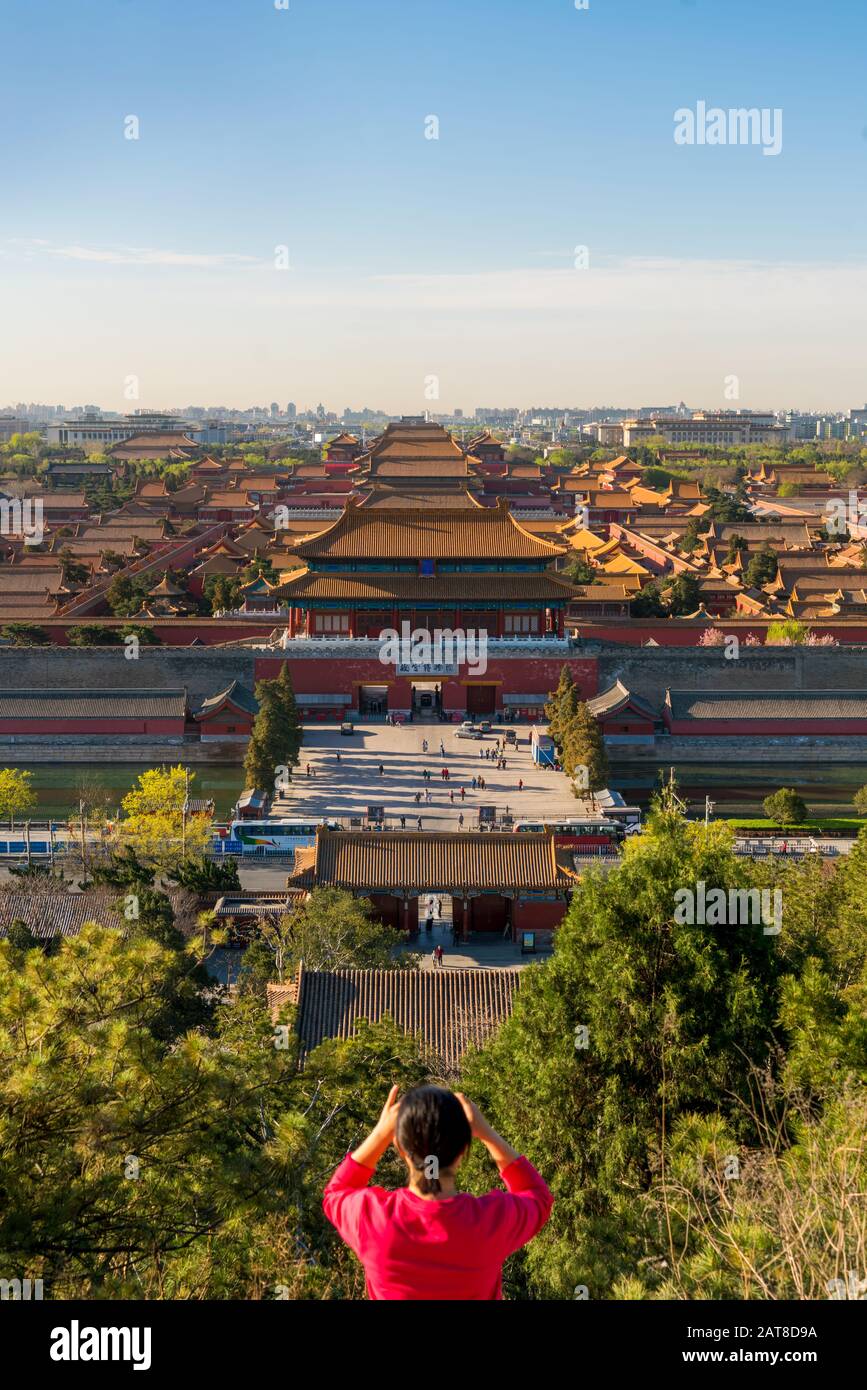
[
  {"left": 0, "top": 647, "right": 257, "bottom": 703},
  {"left": 595, "top": 644, "right": 867, "bottom": 709}
]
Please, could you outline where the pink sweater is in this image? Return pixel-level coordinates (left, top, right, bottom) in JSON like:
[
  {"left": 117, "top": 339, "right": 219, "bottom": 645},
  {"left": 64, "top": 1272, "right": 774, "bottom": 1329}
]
[{"left": 323, "top": 1153, "right": 553, "bottom": 1300}]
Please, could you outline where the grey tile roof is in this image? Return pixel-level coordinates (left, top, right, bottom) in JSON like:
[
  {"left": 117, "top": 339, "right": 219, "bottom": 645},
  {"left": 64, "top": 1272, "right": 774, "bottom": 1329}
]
[
  {"left": 284, "top": 964, "right": 523, "bottom": 1070},
  {"left": 666, "top": 689, "right": 867, "bottom": 721},
  {"left": 0, "top": 689, "right": 188, "bottom": 719}
]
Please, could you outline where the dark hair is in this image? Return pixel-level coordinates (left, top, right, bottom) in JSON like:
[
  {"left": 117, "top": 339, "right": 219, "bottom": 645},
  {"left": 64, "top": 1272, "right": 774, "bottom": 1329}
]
[{"left": 396, "top": 1086, "right": 471, "bottom": 1195}]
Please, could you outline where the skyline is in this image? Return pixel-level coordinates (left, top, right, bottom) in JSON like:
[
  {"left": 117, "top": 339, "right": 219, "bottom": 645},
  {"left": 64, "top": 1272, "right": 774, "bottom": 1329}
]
[{"left": 2, "top": 0, "right": 866, "bottom": 408}]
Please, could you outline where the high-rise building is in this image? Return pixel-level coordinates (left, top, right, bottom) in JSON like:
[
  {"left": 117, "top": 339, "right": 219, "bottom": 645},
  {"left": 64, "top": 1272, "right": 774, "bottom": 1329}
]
[{"left": 286, "top": 402, "right": 297, "bottom": 419}]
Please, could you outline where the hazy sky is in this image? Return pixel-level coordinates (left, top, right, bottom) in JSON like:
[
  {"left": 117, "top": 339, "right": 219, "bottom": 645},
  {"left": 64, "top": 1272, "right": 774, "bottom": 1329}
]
[{"left": 2, "top": 0, "right": 866, "bottom": 414}]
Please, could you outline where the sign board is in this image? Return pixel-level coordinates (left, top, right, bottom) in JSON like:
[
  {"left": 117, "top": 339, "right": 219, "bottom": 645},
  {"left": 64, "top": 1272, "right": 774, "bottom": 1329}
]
[
  {"left": 396, "top": 663, "right": 457, "bottom": 677},
  {"left": 521, "top": 931, "right": 536, "bottom": 955},
  {"left": 478, "top": 805, "right": 497, "bottom": 823},
  {"left": 366, "top": 806, "right": 385, "bottom": 822}
]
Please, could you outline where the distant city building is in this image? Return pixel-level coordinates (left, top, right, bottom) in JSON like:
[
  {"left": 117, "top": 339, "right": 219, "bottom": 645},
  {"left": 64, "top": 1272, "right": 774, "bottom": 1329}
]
[
  {"left": 622, "top": 412, "right": 789, "bottom": 448},
  {"left": 0, "top": 417, "right": 29, "bottom": 442},
  {"left": 46, "top": 412, "right": 188, "bottom": 449}
]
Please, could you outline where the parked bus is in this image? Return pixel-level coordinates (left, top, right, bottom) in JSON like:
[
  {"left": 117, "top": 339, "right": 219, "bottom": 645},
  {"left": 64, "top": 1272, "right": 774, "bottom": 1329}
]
[
  {"left": 513, "top": 819, "right": 624, "bottom": 854},
  {"left": 217, "top": 819, "right": 340, "bottom": 855}
]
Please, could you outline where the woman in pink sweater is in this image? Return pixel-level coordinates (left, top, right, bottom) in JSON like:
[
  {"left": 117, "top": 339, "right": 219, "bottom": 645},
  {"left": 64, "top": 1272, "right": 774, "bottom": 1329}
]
[{"left": 323, "top": 1084, "right": 553, "bottom": 1300}]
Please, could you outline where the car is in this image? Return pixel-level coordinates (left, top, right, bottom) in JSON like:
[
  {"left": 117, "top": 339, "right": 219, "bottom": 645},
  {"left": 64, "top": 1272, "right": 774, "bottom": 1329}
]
[
  {"left": 456, "top": 728, "right": 481, "bottom": 739},
  {"left": 478, "top": 720, "right": 492, "bottom": 733},
  {"left": 340, "top": 721, "right": 355, "bottom": 736},
  {"left": 504, "top": 728, "right": 517, "bottom": 744}
]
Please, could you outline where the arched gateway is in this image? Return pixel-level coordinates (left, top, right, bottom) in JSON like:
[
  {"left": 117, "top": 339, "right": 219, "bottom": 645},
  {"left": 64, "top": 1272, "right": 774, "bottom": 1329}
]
[{"left": 287, "top": 829, "right": 579, "bottom": 944}]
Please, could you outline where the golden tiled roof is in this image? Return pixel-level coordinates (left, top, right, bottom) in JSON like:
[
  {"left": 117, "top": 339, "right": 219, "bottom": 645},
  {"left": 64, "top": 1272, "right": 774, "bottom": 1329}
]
[
  {"left": 276, "top": 569, "right": 578, "bottom": 602},
  {"left": 289, "top": 829, "right": 579, "bottom": 893},
  {"left": 292, "top": 498, "right": 567, "bottom": 560}
]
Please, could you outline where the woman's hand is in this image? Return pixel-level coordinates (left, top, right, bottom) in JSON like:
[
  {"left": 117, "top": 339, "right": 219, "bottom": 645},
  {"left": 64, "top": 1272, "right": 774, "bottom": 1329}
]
[
  {"left": 373, "top": 1084, "right": 401, "bottom": 1143},
  {"left": 351, "top": 1084, "right": 401, "bottom": 1170},
  {"left": 455, "top": 1092, "right": 520, "bottom": 1172},
  {"left": 455, "top": 1092, "right": 493, "bottom": 1141}
]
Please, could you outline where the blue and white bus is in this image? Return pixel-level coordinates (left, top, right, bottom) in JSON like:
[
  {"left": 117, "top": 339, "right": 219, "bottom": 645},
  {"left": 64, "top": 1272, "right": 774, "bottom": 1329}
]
[{"left": 216, "top": 819, "right": 340, "bottom": 856}]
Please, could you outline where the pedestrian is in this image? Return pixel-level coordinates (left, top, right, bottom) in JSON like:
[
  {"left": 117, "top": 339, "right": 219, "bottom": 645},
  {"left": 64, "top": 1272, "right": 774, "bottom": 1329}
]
[
  {"left": 379, "top": 763, "right": 385, "bottom": 777},
  {"left": 436, "top": 897, "right": 442, "bottom": 916},
  {"left": 415, "top": 791, "right": 421, "bottom": 804},
  {"left": 435, "top": 944, "right": 444, "bottom": 967},
  {"left": 417, "top": 817, "right": 423, "bottom": 830},
  {"left": 439, "top": 741, "right": 445, "bottom": 757},
  {"left": 472, "top": 776, "right": 477, "bottom": 790},
  {"left": 459, "top": 812, "right": 464, "bottom": 828},
  {"left": 426, "top": 790, "right": 432, "bottom": 804},
  {"left": 479, "top": 747, "right": 484, "bottom": 760},
  {"left": 518, "top": 779, "right": 523, "bottom": 792},
  {"left": 422, "top": 738, "right": 428, "bottom": 754},
  {"left": 431, "top": 948, "right": 438, "bottom": 968},
  {"left": 335, "top": 750, "right": 341, "bottom": 763},
  {"left": 460, "top": 786, "right": 465, "bottom": 801},
  {"left": 450, "top": 790, "right": 454, "bottom": 804},
  {"left": 306, "top": 763, "right": 311, "bottom": 776},
  {"left": 426, "top": 915, "right": 433, "bottom": 933},
  {"left": 441, "top": 767, "right": 447, "bottom": 781},
  {"left": 400, "top": 815, "right": 406, "bottom": 828}
]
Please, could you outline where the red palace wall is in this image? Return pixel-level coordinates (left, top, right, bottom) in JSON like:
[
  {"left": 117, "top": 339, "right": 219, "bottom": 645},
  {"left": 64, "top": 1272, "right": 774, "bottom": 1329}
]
[
  {"left": 665, "top": 717, "right": 867, "bottom": 736},
  {"left": 255, "top": 653, "right": 599, "bottom": 713}
]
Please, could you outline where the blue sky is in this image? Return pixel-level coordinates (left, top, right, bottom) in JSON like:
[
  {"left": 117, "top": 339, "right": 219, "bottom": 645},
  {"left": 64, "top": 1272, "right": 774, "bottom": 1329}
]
[{"left": 2, "top": 0, "right": 866, "bottom": 412}]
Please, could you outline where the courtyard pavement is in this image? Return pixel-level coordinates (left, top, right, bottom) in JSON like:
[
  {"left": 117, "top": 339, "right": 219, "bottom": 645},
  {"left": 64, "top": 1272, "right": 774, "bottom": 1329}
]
[{"left": 269, "top": 720, "right": 584, "bottom": 831}]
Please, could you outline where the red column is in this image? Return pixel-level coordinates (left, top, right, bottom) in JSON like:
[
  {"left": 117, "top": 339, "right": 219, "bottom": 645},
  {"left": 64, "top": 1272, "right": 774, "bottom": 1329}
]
[{"left": 496, "top": 608, "right": 504, "bottom": 638}]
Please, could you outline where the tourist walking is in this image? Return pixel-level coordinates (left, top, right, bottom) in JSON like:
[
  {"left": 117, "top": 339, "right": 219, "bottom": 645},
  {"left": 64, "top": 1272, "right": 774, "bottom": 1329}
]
[
  {"left": 400, "top": 815, "right": 406, "bottom": 828},
  {"left": 439, "top": 741, "right": 446, "bottom": 758},
  {"left": 518, "top": 779, "right": 523, "bottom": 792},
  {"left": 460, "top": 786, "right": 466, "bottom": 801},
  {"left": 417, "top": 817, "right": 423, "bottom": 830},
  {"left": 422, "top": 739, "right": 429, "bottom": 754},
  {"left": 435, "top": 944, "right": 444, "bottom": 968},
  {"left": 449, "top": 790, "right": 455, "bottom": 804},
  {"left": 472, "top": 776, "right": 477, "bottom": 790},
  {"left": 458, "top": 812, "right": 464, "bottom": 828}
]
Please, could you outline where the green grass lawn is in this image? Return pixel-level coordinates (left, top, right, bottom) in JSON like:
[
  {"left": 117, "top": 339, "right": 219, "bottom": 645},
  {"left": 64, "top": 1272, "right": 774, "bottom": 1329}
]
[{"left": 725, "top": 817, "right": 866, "bottom": 834}]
